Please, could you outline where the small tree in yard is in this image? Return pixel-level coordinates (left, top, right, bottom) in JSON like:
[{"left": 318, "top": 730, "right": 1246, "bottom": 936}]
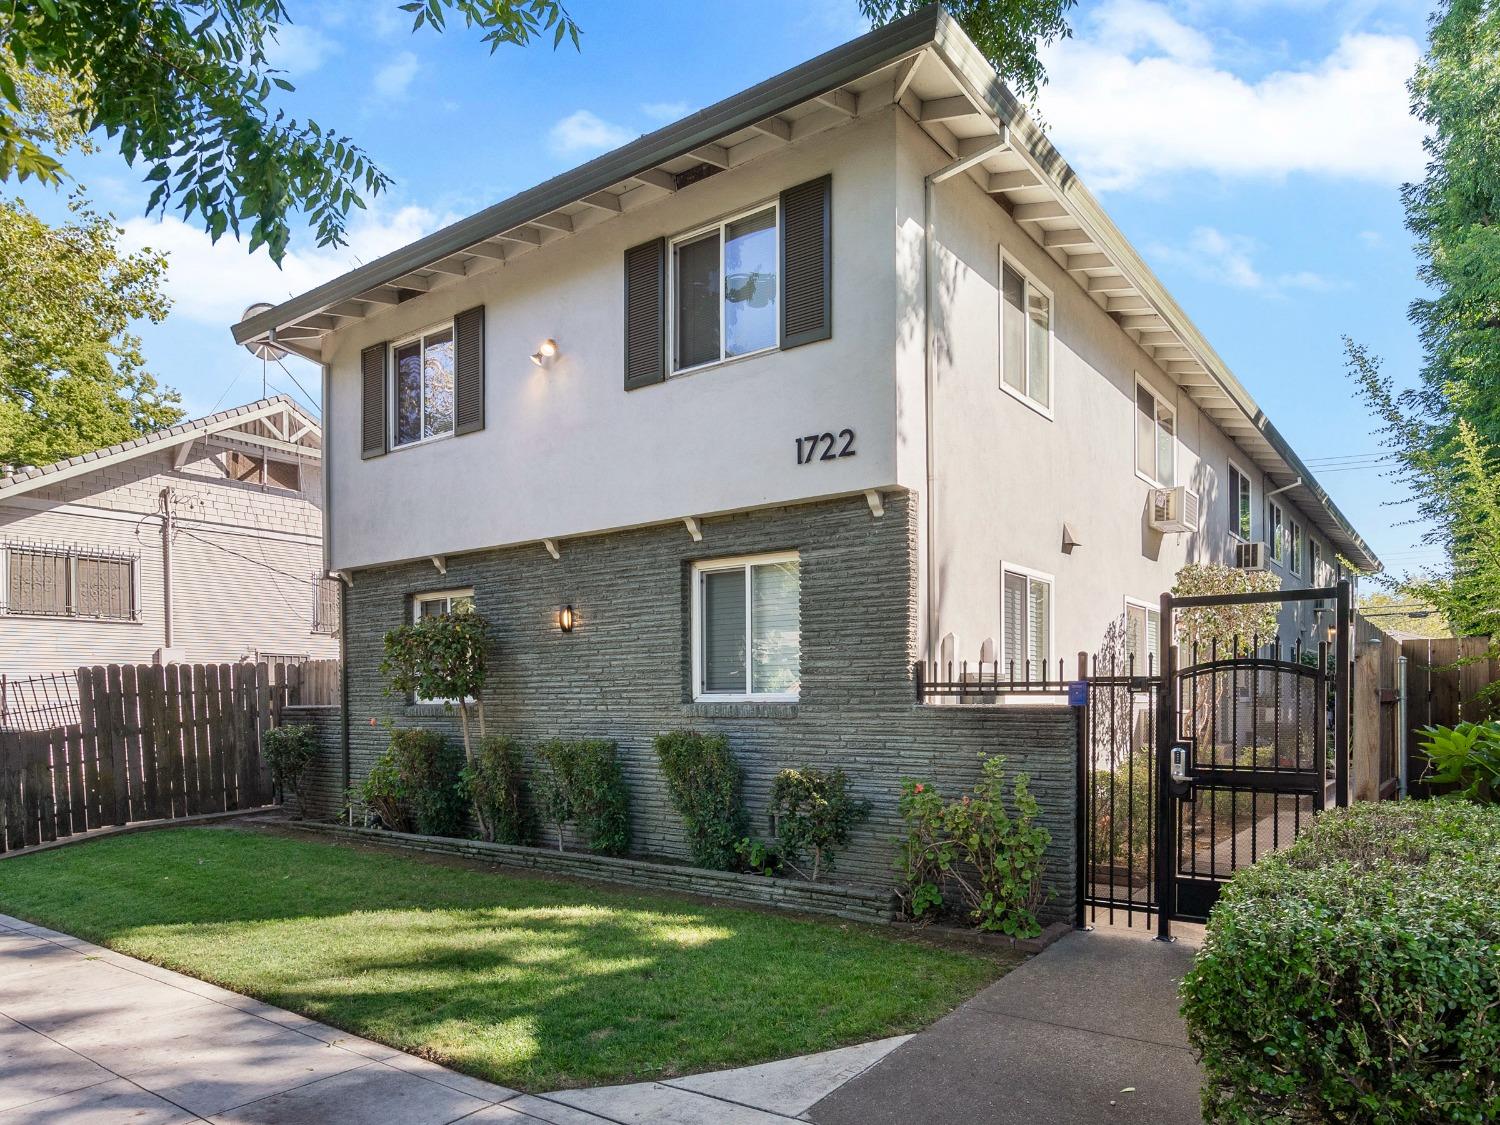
[
  {"left": 380, "top": 608, "right": 493, "bottom": 837},
  {"left": 1172, "top": 564, "right": 1280, "bottom": 659},
  {"left": 765, "top": 767, "right": 871, "bottom": 882}
]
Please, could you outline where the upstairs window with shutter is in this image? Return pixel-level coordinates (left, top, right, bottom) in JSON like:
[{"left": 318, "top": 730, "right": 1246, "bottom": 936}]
[
  {"left": 671, "top": 203, "right": 780, "bottom": 373},
  {"left": 1134, "top": 377, "right": 1176, "bottom": 487},
  {"left": 1228, "top": 461, "right": 1252, "bottom": 541},
  {"left": 367, "top": 305, "right": 484, "bottom": 456},
  {"left": 1001, "top": 565, "right": 1052, "bottom": 681}
]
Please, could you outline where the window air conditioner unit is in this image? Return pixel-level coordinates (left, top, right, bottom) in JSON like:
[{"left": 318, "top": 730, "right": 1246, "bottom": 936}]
[
  {"left": 1149, "top": 486, "right": 1200, "bottom": 534},
  {"left": 1236, "top": 540, "right": 1270, "bottom": 570},
  {"left": 1312, "top": 598, "right": 1335, "bottom": 614}
]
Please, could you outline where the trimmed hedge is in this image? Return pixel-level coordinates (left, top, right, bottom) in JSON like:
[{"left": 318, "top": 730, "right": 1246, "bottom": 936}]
[{"left": 1181, "top": 801, "right": 1500, "bottom": 1124}]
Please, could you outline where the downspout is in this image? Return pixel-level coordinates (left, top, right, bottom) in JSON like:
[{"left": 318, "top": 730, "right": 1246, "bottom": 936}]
[
  {"left": 317, "top": 352, "right": 353, "bottom": 826},
  {"left": 922, "top": 129, "right": 1009, "bottom": 663},
  {"left": 1267, "top": 476, "right": 1302, "bottom": 499},
  {"left": 1396, "top": 653, "right": 1409, "bottom": 798},
  {"left": 158, "top": 487, "right": 174, "bottom": 649}
]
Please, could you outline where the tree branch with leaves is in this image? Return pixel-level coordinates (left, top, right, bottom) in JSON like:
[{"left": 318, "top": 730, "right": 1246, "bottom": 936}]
[{"left": 0, "top": 1, "right": 581, "bottom": 260}]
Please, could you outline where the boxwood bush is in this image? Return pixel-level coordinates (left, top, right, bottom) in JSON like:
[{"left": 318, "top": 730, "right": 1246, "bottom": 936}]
[{"left": 1181, "top": 800, "right": 1500, "bottom": 1124}]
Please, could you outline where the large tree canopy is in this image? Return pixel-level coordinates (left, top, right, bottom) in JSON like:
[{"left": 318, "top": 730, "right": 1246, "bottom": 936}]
[
  {"left": 0, "top": 1, "right": 581, "bottom": 262},
  {"left": 1347, "top": 0, "right": 1500, "bottom": 640},
  {"left": 0, "top": 193, "right": 182, "bottom": 468},
  {"left": 860, "top": 0, "right": 1076, "bottom": 101}
]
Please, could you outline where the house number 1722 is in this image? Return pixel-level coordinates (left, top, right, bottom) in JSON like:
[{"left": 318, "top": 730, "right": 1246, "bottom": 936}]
[{"left": 795, "top": 429, "right": 856, "bottom": 464}]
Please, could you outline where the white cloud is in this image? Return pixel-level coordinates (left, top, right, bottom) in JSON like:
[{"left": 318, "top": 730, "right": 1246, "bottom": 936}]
[
  {"left": 548, "top": 110, "right": 635, "bottom": 156},
  {"left": 641, "top": 101, "right": 691, "bottom": 122},
  {"left": 1358, "top": 229, "right": 1385, "bottom": 247},
  {"left": 1149, "top": 226, "right": 1338, "bottom": 296},
  {"left": 1036, "top": 1, "right": 1425, "bottom": 189},
  {"left": 373, "top": 51, "right": 419, "bottom": 100},
  {"left": 119, "top": 205, "right": 450, "bottom": 327},
  {"left": 266, "top": 24, "right": 339, "bottom": 75}
]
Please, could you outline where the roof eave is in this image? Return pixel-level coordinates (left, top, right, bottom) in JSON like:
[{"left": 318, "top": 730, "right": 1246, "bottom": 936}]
[{"left": 231, "top": 5, "right": 944, "bottom": 347}]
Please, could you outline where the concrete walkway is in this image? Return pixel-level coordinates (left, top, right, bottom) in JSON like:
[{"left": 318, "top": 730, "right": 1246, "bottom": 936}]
[
  {"left": 807, "top": 920, "right": 1207, "bottom": 1124},
  {"left": 0, "top": 913, "right": 907, "bottom": 1124}
]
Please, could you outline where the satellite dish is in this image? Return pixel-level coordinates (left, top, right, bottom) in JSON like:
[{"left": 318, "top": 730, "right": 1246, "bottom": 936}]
[{"left": 240, "top": 303, "right": 289, "bottom": 362}]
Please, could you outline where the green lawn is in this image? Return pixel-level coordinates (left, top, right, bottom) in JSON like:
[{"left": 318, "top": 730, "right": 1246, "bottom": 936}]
[{"left": 0, "top": 827, "right": 1013, "bottom": 1090}]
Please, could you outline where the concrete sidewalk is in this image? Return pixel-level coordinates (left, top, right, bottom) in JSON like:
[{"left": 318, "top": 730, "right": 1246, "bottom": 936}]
[
  {"left": 0, "top": 913, "right": 907, "bottom": 1124},
  {"left": 808, "top": 921, "right": 1207, "bottom": 1125}
]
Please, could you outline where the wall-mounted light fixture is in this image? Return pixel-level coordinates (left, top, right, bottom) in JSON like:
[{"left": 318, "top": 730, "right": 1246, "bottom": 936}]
[
  {"left": 530, "top": 338, "right": 559, "bottom": 367},
  {"left": 559, "top": 604, "right": 576, "bottom": 633}
]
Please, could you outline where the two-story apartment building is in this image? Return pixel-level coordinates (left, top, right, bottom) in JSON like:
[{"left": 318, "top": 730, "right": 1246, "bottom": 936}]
[{"left": 233, "top": 8, "right": 1379, "bottom": 904}]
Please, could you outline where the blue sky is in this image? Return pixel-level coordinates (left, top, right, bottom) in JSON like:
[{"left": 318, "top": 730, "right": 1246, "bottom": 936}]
[{"left": 16, "top": 0, "right": 1439, "bottom": 573}]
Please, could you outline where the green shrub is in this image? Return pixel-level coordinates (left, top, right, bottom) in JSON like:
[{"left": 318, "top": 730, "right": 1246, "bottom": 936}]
[
  {"left": 764, "top": 767, "right": 870, "bottom": 882},
  {"left": 895, "top": 754, "right": 1050, "bottom": 937},
  {"left": 261, "top": 724, "right": 319, "bottom": 811},
  {"left": 1181, "top": 800, "right": 1500, "bottom": 1124},
  {"left": 463, "top": 735, "right": 533, "bottom": 845},
  {"left": 1418, "top": 720, "right": 1500, "bottom": 804},
  {"left": 653, "top": 730, "right": 746, "bottom": 870},
  {"left": 359, "top": 728, "right": 467, "bottom": 838},
  {"left": 533, "top": 739, "right": 631, "bottom": 856}
]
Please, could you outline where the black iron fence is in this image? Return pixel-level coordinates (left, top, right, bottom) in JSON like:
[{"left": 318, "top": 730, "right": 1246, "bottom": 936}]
[{"left": 0, "top": 672, "right": 82, "bottom": 732}]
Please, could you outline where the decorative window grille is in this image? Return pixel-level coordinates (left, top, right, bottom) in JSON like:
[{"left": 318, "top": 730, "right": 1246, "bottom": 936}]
[
  {"left": 2, "top": 542, "right": 137, "bottom": 620},
  {"left": 312, "top": 575, "right": 341, "bottom": 635}
]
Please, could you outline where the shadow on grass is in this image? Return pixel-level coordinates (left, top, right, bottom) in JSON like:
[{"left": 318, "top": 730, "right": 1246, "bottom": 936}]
[{"left": 0, "top": 827, "right": 1008, "bottom": 1090}]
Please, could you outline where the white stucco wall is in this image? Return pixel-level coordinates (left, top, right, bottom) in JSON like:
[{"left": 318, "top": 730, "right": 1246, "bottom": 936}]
[
  {"left": 893, "top": 114, "right": 1336, "bottom": 665},
  {"left": 325, "top": 110, "right": 908, "bottom": 572}
]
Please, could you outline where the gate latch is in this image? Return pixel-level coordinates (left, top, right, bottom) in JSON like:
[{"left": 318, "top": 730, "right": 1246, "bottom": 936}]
[{"left": 1169, "top": 744, "right": 1194, "bottom": 798}]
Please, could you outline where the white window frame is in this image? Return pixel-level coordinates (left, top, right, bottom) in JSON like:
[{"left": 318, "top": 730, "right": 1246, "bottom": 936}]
[
  {"left": 1124, "top": 597, "right": 1162, "bottom": 674},
  {"left": 1289, "top": 520, "right": 1304, "bottom": 577},
  {"left": 389, "top": 320, "right": 457, "bottom": 452},
  {"left": 668, "top": 199, "right": 782, "bottom": 377},
  {"left": 1227, "top": 459, "right": 1253, "bottom": 543},
  {"left": 411, "top": 587, "right": 475, "bottom": 704},
  {"left": 1133, "top": 375, "right": 1177, "bottom": 488},
  {"left": 690, "top": 550, "right": 800, "bottom": 703},
  {"left": 1311, "top": 539, "right": 1327, "bottom": 587},
  {"left": 1268, "top": 499, "right": 1286, "bottom": 565},
  {"left": 999, "top": 563, "right": 1055, "bottom": 679},
  {"left": 998, "top": 252, "right": 1054, "bottom": 420}
]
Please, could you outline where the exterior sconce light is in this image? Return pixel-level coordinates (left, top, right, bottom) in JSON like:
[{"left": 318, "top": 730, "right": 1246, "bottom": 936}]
[
  {"left": 530, "top": 338, "right": 559, "bottom": 367},
  {"left": 559, "top": 605, "right": 576, "bottom": 633}
]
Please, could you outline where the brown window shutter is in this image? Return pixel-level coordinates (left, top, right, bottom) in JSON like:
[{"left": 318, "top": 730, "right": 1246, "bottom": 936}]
[
  {"left": 361, "top": 342, "right": 388, "bottom": 459},
  {"left": 624, "top": 238, "right": 666, "bottom": 390},
  {"left": 781, "top": 175, "right": 832, "bottom": 349},
  {"left": 454, "top": 304, "right": 485, "bottom": 435}
]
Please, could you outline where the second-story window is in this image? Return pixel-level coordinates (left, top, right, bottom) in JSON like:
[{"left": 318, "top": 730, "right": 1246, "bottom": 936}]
[
  {"left": 1000, "top": 258, "right": 1052, "bottom": 413},
  {"left": 1134, "top": 378, "right": 1176, "bottom": 487},
  {"left": 1268, "top": 499, "right": 1286, "bottom": 564},
  {"left": 1289, "top": 521, "right": 1304, "bottom": 576},
  {"left": 392, "top": 325, "right": 455, "bottom": 448},
  {"left": 1228, "top": 462, "right": 1252, "bottom": 541},
  {"left": 672, "top": 204, "right": 779, "bottom": 372}
]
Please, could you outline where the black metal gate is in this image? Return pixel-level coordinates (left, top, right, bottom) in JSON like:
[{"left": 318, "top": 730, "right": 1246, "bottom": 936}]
[{"left": 1079, "top": 580, "right": 1352, "bottom": 939}]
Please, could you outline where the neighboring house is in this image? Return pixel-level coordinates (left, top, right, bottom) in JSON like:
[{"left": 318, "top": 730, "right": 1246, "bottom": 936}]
[
  {"left": 0, "top": 397, "right": 337, "bottom": 685},
  {"left": 232, "top": 10, "right": 1381, "bottom": 902}
]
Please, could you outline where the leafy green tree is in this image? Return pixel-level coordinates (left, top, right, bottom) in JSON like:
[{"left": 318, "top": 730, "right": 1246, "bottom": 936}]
[
  {"left": 859, "top": 0, "right": 1076, "bottom": 101},
  {"left": 0, "top": 1, "right": 582, "bottom": 260},
  {"left": 0, "top": 192, "right": 181, "bottom": 468}
]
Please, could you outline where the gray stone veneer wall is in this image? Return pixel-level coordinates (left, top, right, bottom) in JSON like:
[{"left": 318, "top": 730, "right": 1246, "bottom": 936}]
[{"left": 314, "top": 493, "right": 1079, "bottom": 922}]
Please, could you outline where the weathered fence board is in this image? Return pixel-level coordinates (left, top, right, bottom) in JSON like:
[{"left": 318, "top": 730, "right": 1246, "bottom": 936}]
[{"left": 0, "top": 660, "right": 320, "bottom": 854}]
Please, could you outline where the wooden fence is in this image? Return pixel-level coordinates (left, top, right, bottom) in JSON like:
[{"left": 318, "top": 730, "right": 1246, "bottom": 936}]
[
  {"left": 1403, "top": 635, "right": 1498, "bottom": 795},
  {"left": 0, "top": 661, "right": 318, "bottom": 853}
]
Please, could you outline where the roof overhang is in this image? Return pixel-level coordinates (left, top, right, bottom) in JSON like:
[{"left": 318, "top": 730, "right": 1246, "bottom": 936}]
[
  {"left": 0, "top": 397, "right": 321, "bottom": 502},
  {"left": 231, "top": 5, "right": 1380, "bottom": 573}
]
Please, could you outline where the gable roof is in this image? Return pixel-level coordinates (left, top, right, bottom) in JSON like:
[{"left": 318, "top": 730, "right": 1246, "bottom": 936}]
[
  {"left": 0, "top": 396, "right": 321, "bottom": 501},
  {"left": 228, "top": 6, "right": 1380, "bottom": 573}
]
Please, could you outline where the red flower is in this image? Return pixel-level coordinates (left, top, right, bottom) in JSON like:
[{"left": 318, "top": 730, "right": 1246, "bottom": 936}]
[{"left": 914, "top": 783, "right": 925, "bottom": 793}]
